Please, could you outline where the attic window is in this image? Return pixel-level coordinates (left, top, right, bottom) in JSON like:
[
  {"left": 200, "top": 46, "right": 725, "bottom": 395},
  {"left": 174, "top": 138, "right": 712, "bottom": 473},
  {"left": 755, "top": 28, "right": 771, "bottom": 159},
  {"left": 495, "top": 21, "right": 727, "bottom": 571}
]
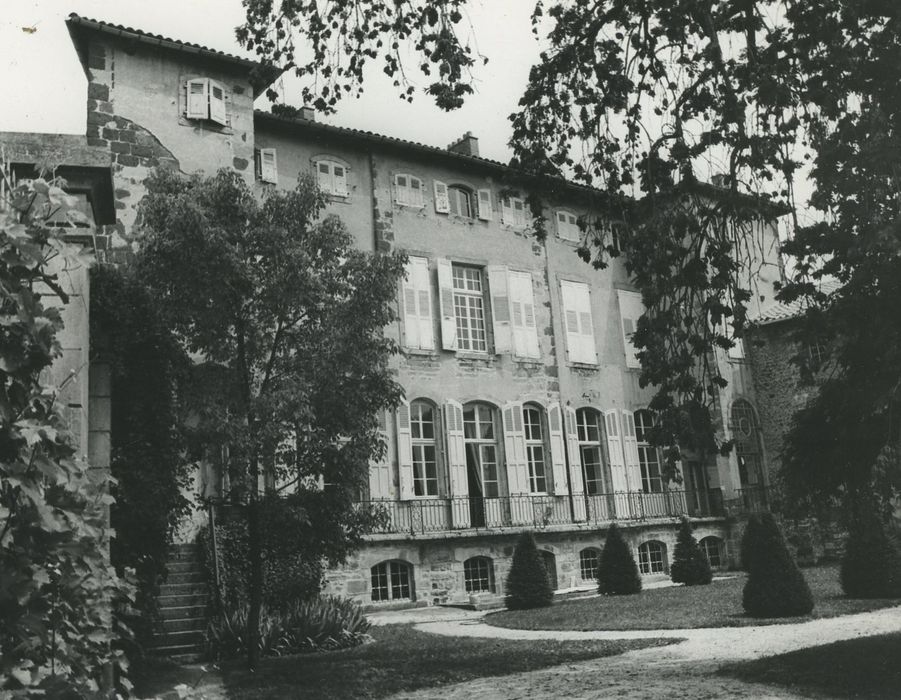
[{"left": 185, "top": 78, "right": 228, "bottom": 126}]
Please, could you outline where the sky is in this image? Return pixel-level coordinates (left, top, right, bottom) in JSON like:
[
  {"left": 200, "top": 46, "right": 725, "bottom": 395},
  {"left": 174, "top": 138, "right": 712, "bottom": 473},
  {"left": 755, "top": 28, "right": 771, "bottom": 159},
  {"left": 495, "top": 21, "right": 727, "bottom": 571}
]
[{"left": 0, "top": 0, "right": 539, "bottom": 164}]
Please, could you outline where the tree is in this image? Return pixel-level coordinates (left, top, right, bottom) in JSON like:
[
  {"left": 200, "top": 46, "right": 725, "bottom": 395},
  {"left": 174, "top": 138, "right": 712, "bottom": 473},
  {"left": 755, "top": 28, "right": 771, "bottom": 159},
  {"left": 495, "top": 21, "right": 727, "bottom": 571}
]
[
  {"left": 840, "top": 498, "right": 901, "bottom": 599},
  {"left": 741, "top": 513, "right": 813, "bottom": 618},
  {"left": 597, "top": 523, "right": 641, "bottom": 595},
  {"left": 0, "top": 173, "right": 133, "bottom": 694},
  {"left": 505, "top": 532, "right": 553, "bottom": 609},
  {"left": 670, "top": 517, "right": 712, "bottom": 586},
  {"left": 238, "top": 0, "right": 901, "bottom": 496},
  {"left": 134, "top": 169, "right": 406, "bottom": 669}
]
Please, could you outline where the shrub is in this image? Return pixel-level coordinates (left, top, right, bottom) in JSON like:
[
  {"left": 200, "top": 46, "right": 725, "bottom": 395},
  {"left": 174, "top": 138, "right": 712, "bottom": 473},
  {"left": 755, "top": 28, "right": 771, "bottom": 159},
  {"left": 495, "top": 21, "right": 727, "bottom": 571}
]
[
  {"left": 841, "top": 509, "right": 901, "bottom": 599},
  {"left": 670, "top": 517, "right": 712, "bottom": 586},
  {"left": 207, "top": 596, "right": 371, "bottom": 660},
  {"left": 505, "top": 533, "right": 553, "bottom": 610},
  {"left": 597, "top": 523, "right": 642, "bottom": 595},
  {"left": 742, "top": 513, "right": 814, "bottom": 617}
]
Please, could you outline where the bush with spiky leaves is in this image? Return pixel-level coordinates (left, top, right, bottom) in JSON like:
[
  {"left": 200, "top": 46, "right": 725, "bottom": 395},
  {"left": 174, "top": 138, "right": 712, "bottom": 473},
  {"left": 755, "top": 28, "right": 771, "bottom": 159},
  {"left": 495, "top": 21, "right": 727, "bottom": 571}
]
[
  {"left": 670, "top": 517, "right": 712, "bottom": 586},
  {"left": 597, "top": 524, "right": 641, "bottom": 595},
  {"left": 742, "top": 513, "right": 813, "bottom": 618},
  {"left": 841, "top": 507, "right": 901, "bottom": 599},
  {"left": 504, "top": 532, "right": 553, "bottom": 610}
]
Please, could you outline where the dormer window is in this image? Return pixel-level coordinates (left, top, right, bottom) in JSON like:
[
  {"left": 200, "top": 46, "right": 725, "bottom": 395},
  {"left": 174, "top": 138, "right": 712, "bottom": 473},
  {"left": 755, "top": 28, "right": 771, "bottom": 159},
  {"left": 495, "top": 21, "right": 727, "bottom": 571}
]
[
  {"left": 315, "top": 159, "right": 349, "bottom": 197},
  {"left": 185, "top": 78, "right": 228, "bottom": 126},
  {"left": 394, "top": 174, "right": 424, "bottom": 207}
]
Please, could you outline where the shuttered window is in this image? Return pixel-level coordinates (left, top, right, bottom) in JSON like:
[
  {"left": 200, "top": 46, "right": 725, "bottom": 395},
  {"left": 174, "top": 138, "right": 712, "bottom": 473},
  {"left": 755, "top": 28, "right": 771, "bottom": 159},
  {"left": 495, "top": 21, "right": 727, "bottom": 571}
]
[
  {"left": 401, "top": 257, "right": 435, "bottom": 350},
  {"left": 501, "top": 196, "right": 528, "bottom": 228},
  {"left": 634, "top": 409, "right": 664, "bottom": 493},
  {"left": 452, "top": 265, "right": 488, "bottom": 352},
  {"left": 556, "top": 210, "right": 580, "bottom": 241},
  {"left": 410, "top": 401, "right": 439, "bottom": 496},
  {"left": 523, "top": 405, "right": 548, "bottom": 493},
  {"left": 258, "top": 148, "right": 278, "bottom": 184},
  {"left": 394, "top": 173, "right": 424, "bottom": 207},
  {"left": 315, "top": 159, "right": 349, "bottom": 196},
  {"left": 560, "top": 280, "right": 598, "bottom": 364},
  {"left": 508, "top": 270, "right": 540, "bottom": 358},
  {"left": 617, "top": 290, "right": 644, "bottom": 369}
]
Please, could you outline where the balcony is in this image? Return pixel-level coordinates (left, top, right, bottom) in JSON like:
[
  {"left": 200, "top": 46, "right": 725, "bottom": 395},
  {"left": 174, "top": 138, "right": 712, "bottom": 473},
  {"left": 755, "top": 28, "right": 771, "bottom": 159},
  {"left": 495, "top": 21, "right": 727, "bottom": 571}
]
[{"left": 359, "top": 488, "right": 727, "bottom": 537}]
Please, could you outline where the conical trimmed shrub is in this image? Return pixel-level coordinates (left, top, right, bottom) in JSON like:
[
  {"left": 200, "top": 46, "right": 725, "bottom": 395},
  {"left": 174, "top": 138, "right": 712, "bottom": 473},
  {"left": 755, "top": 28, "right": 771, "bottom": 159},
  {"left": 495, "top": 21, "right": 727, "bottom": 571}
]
[
  {"left": 504, "top": 532, "right": 553, "bottom": 610},
  {"left": 597, "top": 523, "right": 642, "bottom": 595},
  {"left": 742, "top": 513, "right": 814, "bottom": 617},
  {"left": 670, "top": 517, "right": 712, "bottom": 585},
  {"left": 841, "top": 509, "right": 901, "bottom": 599}
]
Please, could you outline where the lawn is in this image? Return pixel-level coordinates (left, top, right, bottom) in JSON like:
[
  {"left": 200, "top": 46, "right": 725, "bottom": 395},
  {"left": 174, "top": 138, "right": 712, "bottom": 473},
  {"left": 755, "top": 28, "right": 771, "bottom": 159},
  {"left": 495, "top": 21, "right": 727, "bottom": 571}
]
[
  {"left": 721, "top": 632, "right": 901, "bottom": 699},
  {"left": 216, "top": 624, "right": 674, "bottom": 700},
  {"left": 486, "top": 565, "right": 900, "bottom": 631}
]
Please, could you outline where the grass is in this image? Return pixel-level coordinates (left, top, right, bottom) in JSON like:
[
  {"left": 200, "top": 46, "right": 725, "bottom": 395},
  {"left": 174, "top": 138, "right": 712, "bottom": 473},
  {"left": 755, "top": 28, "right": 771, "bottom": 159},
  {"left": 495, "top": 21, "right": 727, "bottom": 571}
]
[
  {"left": 486, "top": 565, "right": 899, "bottom": 631},
  {"left": 218, "top": 624, "right": 674, "bottom": 699},
  {"left": 131, "top": 656, "right": 214, "bottom": 699},
  {"left": 721, "top": 632, "right": 901, "bottom": 699}
]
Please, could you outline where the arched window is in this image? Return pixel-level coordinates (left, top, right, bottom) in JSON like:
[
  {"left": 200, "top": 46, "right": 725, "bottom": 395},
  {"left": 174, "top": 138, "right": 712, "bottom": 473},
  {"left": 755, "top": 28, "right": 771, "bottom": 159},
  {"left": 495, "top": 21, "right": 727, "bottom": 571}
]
[
  {"left": 540, "top": 550, "right": 558, "bottom": 590},
  {"left": 523, "top": 404, "right": 548, "bottom": 493},
  {"left": 463, "top": 403, "right": 500, "bottom": 499},
  {"left": 731, "top": 400, "right": 763, "bottom": 487},
  {"left": 700, "top": 536, "right": 725, "bottom": 569},
  {"left": 448, "top": 185, "right": 474, "bottom": 218},
  {"left": 370, "top": 560, "right": 413, "bottom": 602},
  {"left": 635, "top": 410, "right": 664, "bottom": 493},
  {"left": 576, "top": 408, "right": 607, "bottom": 495},
  {"left": 410, "top": 400, "right": 439, "bottom": 497},
  {"left": 638, "top": 541, "right": 667, "bottom": 574},
  {"left": 464, "top": 556, "right": 495, "bottom": 593},
  {"left": 579, "top": 547, "right": 601, "bottom": 581}
]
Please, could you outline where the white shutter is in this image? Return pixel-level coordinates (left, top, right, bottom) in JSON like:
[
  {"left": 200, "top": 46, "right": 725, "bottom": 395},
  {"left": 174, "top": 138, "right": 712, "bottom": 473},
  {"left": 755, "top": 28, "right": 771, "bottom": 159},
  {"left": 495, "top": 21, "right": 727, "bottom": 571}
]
[
  {"left": 401, "top": 262, "right": 420, "bottom": 350},
  {"left": 618, "top": 290, "right": 644, "bottom": 369},
  {"left": 564, "top": 406, "right": 587, "bottom": 520},
  {"left": 394, "top": 174, "right": 408, "bottom": 204},
  {"left": 333, "top": 164, "right": 348, "bottom": 196},
  {"left": 547, "top": 402, "right": 569, "bottom": 496},
  {"left": 487, "top": 265, "right": 511, "bottom": 354},
  {"left": 477, "top": 189, "right": 493, "bottom": 221},
  {"left": 444, "top": 399, "right": 470, "bottom": 528},
  {"left": 259, "top": 148, "right": 278, "bottom": 184},
  {"left": 502, "top": 402, "right": 528, "bottom": 495},
  {"left": 561, "top": 281, "right": 597, "bottom": 364},
  {"left": 369, "top": 410, "right": 392, "bottom": 499},
  {"left": 186, "top": 78, "right": 209, "bottom": 119},
  {"left": 509, "top": 271, "right": 540, "bottom": 359},
  {"left": 208, "top": 80, "right": 227, "bottom": 125},
  {"left": 621, "top": 410, "right": 642, "bottom": 492},
  {"left": 604, "top": 410, "right": 628, "bottom": 492},
  {"left": 396, "top": 399, "right": 415, "bottom": 500},
  {"left": 402, "top": 257, "right": 434, "bottom": 350},
  {"left": 316, "top": 161, "right": 332, "bottom": 192},
  {"left": 501, "top": 196, "right": 514, "bottom": 226},
  {"left": 409, "top": 177, "right": 424, "bottom": 207},
  {"left": 436, "top": 258, "right": 457, "bottom": 351},
  {"left": 434, "top": 180, "right": 450, "bottom": 213}
]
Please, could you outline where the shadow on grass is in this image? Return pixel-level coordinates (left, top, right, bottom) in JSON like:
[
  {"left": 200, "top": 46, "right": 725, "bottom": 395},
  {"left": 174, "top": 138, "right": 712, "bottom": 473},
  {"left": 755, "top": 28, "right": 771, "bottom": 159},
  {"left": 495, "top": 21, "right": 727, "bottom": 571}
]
[
  {"left": 219, "top": 624, "right": 676, "bottom": 700},
  {"left": 131, "top": 656, "right": 211, "bottom": 699},
  {"left": 720, "top": 632, "right": 901, "bottom": 699}
]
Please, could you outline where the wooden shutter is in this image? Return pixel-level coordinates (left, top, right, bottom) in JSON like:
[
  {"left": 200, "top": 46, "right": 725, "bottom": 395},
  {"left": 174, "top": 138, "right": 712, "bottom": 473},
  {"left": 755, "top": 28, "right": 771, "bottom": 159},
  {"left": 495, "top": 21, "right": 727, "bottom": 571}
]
[
  {"left": 316, "top": 161, "right": 332, "bottom": 192},
  {"left": 208, "top": 80, "right": 227, "bottom": 125},
  {"left": 621, "top": 410, "right": 642, "bottom": 492},
  {"left": 369, "top": 409, "right": 392, "bottom": 499},
  {"left": 617, "top": 290, "right": 644, "bottom": 369},
  {"left": 402, "top": 257, "right": 434, "bottom": 350},
  {"left": 547, "top": 402, "right": 569, "bottom": 496},
  {"left": 409, "top": 177, "right": 424, "bottom": 207},
  {"left": 444, "top": 399, "right": 470, "bottom": 528},
  {"left": 259, "top": 148, "right": 278, "bottom": 184},
  {"left": 509, "top": 271, "right": 540, "bottom": 358},
  {"left": 436, "top": 258, "right": 457, "bottom": 350},
  {"left": 604, "top": 410, "right": 628, "bottom": 492},
  {"left": 186, "top": 78, "right": 209, "bottom": 119},
  {"left": 394, "top": 174, "right": 408, "bottom": 204},
  {"left": 501, "top": 196, "right": 514, "bottom": 226},
  {"left": 477, "top": 189, "right": 493, "bottom": 220},
  {"left": 396, "top": 399, "right": 415, "bottom": 500},
  {"left": 487, "top": 265, "right": 511, "bottom": 354},
  {"left": 434, "top": 180, "right": 450, "bottom": 213},
  {"left": 561, "top": 281, "right": 597, "bottom": 364},
  {"left": 333, "top": 164, "right": 348, "bottom": 196},
  {"left": 401, "top": 260, "right": 420, "bottom": 349},
  {"left": 564, "top": 406, "right": 587, "bottom": 520},
  {"left": 503, "top": 401, "right": 530, "bottom": 524}
]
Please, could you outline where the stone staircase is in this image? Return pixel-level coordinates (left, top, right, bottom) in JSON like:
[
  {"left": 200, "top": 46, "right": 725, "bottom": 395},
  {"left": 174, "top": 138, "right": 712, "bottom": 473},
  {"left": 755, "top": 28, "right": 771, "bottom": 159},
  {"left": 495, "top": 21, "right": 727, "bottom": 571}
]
[{"left": 151, "top": 543, "right": 209, "bottom": 663}]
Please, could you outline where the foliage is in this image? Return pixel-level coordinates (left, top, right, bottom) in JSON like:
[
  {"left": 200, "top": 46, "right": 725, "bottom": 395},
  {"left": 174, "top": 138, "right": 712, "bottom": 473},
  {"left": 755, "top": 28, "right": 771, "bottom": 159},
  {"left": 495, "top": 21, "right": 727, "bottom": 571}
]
[
  {"left": 670, "top": 517, "right": 712, "bottom": 586},
  {"left": 597, "top": 523, "right": 641, "bottom": 595},
  {"left": 206, "top": 596, "right": 371, "bottom": 660},
  {"left": 504, "top": 532, "right": 553, "bottom": 610},
  {"left": 0, "top": 174, "right": 134, "bottom": 695},
  {"left": 742, "top": 513, "right": 813, "bottom": 618},
  {"left": 840, "top": 504, "right": 901, "bottom": 599},
  {"left": 90, "top": 264, "right": 191, "bottom": 645},
  {"left": 134, "top": 168, "right": 406, "bottom": 667}
]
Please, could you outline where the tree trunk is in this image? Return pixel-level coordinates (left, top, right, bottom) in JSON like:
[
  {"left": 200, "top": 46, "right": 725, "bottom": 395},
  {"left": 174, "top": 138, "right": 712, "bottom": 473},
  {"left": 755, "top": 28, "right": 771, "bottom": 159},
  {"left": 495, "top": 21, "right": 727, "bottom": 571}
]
[{"left": 246, "top": 485, "right": 264, "bottom": 670}]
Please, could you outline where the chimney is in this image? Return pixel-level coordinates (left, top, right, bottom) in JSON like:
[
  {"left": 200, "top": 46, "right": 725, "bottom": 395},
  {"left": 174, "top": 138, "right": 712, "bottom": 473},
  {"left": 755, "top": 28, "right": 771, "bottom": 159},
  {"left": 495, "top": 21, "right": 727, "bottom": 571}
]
[
  {"left": 300, "top": 106, "right": 315, "bottom": 121},
  {"left": 447, "top": 131, "right": 479, "bottom": 157}
]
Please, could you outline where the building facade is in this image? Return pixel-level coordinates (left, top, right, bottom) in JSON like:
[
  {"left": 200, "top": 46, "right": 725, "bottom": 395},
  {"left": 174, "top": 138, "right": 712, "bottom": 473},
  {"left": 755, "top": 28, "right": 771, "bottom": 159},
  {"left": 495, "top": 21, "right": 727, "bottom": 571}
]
[{"left": 4, "top": 14, "right": 787, "bottom": 610}]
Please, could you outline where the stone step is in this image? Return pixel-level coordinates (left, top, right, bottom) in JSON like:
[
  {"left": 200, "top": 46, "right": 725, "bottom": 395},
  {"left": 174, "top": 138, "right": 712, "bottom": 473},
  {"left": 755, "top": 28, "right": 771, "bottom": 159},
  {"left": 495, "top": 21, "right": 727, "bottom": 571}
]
[
  {"left": 167, "top": 560, "right": 204, "bottom": 574},
  {"left": 162, "top": 617, "right": 208, "bottom": 633},
  {"left": 158, "top": 592, "right": 209, "bottom": 608},
  {"left": 166, "top": 571, "right": 205, "bottom": 585},
  {"left": 151, "top": 629, "right": 205, "bottom": 649},
  {"left": 150, "top": 643, "right": 205, "bottom": 664},
  {"left": 160, "top": 581, "right": 208, "bottom": 596},
  {"left": 160, "top": 604, "right": 208, "bottom": 620}
]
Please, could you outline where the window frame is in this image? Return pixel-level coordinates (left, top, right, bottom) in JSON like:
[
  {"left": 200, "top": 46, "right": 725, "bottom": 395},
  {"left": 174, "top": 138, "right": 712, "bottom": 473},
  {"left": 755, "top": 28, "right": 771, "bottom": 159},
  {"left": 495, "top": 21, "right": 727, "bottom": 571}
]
[
  {"left": 451, "top": 264, "right": 489, "bottom": 353},
  {"left": 502, "top": 195, "right": 529, "bottom": 228},
  {"left": 447, "top": 184, "right": 475, "bottom": 218},
  {"left": 394, "top": 173, "right": 425, "bottom": 207},
  {"left": 579, "top": 547, "right": 601, "bottom": 582},
  {"left": 370, "top": 560, "right": 414, "bottom": 602},
  {"left": 638, "top": 541, "right": 667, "bottom": 575},
  {"left": 523, "top": 404, "right": 548, "bottom": 494},
  {"left": 634, "top": 409, "right": 664, "bottom": 493},
  {"left": 699, "top": 536, "right": 724, "bottom": 569},
  {"left": 463, "top": 556, "right": 495, "bottom": 593},
  {"left": 576, "top": 408, "right": 607, "bottom": 495},
  {"left": 555, "top": 210, "right": 581, "bottom": 241},
  {"left": 409, "top": 400, "right": 440, "bottom": 497},
  {"left": 462, "top": 402, "right": 501, "bottom": 498},
  {"left": 731, "top": 399, "right": 764, "bottom": 487}
]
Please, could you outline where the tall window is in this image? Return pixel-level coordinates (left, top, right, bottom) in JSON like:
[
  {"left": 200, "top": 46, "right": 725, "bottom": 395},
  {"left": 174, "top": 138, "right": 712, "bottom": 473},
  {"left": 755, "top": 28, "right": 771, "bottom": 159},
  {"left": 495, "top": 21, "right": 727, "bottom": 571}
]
[
  {"left": 452, "top": 265, "right": 488, "bottom": 352},
  {"left": 576, "top": 408, "right": 607, "bottom": 495},
  {"left": 635, "top": 409, "right": 664, "bottom": 493},
  {"left": 523, "top": 405, "right": 548, "bottom": 493},
  {"left": 448, "top": 185, "right": 474, "bottom": 218},
  {"left": 638, "top": 541, "right": 667, "bottom": 574},
  {"left": 463, "top": 403, "right": 499, "bottom": 498},
  {"left": 579, "top": 547, "right": 600, "bottom": 581},
  {"left": 410, "top": 401, "right": 439, "bottom": 496},
  {"left": 700, "top": 536, "right": 724, "bottom": 569},
  {"left": 732, "top": 400, "right": 763, "bottom": 487},
  {"left": 371, "top": 560, "right": 413, "bottom": 601},
  {"left": 464, "top": 556, "right": 495, "bottom": 593}
]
